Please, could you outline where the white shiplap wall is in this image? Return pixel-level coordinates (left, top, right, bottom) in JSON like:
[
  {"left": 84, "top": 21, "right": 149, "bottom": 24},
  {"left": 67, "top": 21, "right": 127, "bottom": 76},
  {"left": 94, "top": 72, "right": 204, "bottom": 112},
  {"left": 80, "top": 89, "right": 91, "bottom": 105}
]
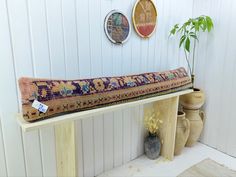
[
  {"left": 193, "top": 0, "right": 236, "bottom": 157},
  {"left": 1, "top": 0, "right": 235, "bottom": 176}
]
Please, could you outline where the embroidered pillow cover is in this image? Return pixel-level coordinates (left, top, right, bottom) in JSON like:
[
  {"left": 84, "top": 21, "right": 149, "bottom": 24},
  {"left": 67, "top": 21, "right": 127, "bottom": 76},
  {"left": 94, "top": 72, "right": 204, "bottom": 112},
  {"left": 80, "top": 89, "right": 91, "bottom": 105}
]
[{"left": 18, "top": 67, "right": 192, "bottom": 122}]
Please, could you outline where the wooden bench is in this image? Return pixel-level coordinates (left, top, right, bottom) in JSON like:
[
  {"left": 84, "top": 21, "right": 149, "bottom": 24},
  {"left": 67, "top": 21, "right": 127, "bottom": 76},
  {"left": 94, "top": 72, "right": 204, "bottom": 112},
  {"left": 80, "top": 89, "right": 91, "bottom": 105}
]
[{"left": 17, "top": 89, "right": 193, "bottom": 177}]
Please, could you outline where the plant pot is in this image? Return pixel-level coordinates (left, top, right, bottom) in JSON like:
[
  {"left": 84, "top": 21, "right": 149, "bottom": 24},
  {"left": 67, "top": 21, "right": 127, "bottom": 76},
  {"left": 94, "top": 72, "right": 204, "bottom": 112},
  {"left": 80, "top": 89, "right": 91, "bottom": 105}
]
[
  {"left": 184, "top": 108, "right": 205, "bottom": 147},
  {"left": 180, "top": 88, "right": 205, "bottom": 109},
  {"left": 174, "top": 111, "right": 190, "bottom": 155},
  {"left": 144, "top": 132, "right": 161, "bottom": 160}
]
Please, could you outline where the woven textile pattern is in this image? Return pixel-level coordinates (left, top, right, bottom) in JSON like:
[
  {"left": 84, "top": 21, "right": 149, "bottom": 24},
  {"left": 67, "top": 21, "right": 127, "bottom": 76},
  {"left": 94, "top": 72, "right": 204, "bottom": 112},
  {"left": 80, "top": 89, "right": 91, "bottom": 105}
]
[{"left": 18, "top": 67, "right": 192, "bottom": 122}]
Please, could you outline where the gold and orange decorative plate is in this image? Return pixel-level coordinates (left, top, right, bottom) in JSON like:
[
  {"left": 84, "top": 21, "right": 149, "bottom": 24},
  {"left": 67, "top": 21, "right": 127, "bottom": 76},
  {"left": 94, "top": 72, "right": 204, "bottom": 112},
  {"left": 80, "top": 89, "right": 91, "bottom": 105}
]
[{"left": 132, "top": 0, "right": 158, "bottom": 38}]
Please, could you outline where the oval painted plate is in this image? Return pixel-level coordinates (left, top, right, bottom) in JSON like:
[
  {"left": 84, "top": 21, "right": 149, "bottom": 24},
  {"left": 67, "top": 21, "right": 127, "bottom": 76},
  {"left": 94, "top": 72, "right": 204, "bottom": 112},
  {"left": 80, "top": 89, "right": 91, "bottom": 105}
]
[
  {"left": 132, "top": 0, "right": 158, "bottom": 38},
  {"left": 104, "top": 10, "right": 131, "bottom": 44}
]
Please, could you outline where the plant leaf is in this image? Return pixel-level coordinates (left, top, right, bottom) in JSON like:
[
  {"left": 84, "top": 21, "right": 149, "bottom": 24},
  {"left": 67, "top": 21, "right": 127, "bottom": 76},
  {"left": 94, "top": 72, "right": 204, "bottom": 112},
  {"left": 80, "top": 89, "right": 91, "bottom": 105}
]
[
  {"left": 169, "top": 24, "right": 179, "bottom": 36},
  {"left": 179, "top": 35, "right": 186, "bottom": 48},
  {"left": 170, "top": 28, "right": 176, "bottom": 35},
  {"left": 195, "top": 22, "right": 200, "bottom": 31},
  {"left": 190, "top": 35, "right": 198, "bottom": 41},
  {"left": 198, "top": 17, "right": 206, "bottom": 31},
  {"left": 185, "top": 37, "right": 190, "bottom": 52},
  {"left": 174, "top": 24, "right": 179, "bottom": 28},
  {"left": 190, "top": 33, "right": 198, "bottom": 41},
  {"left": 206, "top": 16, "right": 213, "bottom": 32}
]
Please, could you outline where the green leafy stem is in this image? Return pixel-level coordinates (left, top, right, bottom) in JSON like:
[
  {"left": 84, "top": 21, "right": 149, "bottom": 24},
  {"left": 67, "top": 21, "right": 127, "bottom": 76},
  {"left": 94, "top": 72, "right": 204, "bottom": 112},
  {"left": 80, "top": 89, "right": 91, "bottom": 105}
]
[{"left": 169, "top": 15, "right": 214, "bottom": 77}]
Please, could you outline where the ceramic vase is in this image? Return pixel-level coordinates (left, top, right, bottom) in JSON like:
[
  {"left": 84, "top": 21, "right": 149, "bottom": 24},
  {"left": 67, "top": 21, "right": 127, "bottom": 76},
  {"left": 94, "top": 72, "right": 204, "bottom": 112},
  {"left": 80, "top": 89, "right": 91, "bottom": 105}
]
[
  {"left": 180, "top": 88, "right": 205, "bottom": 109},
  {"left": 184, "top": 108, "right": 205, "bottom": 147},
  {"left": 144, "top": 132, "right": 161, "bottom": 160},
  {"left": 174, "top": 111, "right": 190, "bottom": 155}
]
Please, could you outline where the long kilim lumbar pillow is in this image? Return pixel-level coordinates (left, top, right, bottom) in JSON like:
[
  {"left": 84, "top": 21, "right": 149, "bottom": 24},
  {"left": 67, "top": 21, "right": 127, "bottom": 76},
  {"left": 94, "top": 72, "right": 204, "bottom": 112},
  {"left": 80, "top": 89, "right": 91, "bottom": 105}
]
[{"left": 18, "top": 67, "right": 192, "bottom": 122}]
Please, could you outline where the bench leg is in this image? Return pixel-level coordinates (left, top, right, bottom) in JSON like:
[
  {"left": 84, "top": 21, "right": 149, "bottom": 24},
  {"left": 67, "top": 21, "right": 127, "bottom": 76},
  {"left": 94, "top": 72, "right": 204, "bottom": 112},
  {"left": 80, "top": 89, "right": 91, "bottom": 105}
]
[
  {"left": 144, "top": 96, "right": 179, "bottom": 160},
  {"left": 55, "top": 121, "right": 77, "bottom": 177}
]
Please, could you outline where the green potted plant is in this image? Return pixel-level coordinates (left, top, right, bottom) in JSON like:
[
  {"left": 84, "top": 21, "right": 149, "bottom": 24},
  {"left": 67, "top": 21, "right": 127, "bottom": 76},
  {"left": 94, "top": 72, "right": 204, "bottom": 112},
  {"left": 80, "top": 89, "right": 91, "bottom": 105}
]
[{"left": 169, "top": 15, "right": 214, "bottom": 109}]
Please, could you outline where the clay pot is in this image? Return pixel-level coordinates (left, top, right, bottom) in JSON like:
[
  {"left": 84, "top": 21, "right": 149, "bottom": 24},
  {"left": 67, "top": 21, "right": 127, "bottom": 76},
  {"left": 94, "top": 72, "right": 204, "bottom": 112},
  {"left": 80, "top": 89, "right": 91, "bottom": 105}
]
[
  {"left": 174, "top": 111, "right": 190, "bottom": 155},
  {"left": 180, "top": 88, "right": 205, "bottom": 109},
  {"left": 184, "top": 109, "right": 205, "bottom": 147}
]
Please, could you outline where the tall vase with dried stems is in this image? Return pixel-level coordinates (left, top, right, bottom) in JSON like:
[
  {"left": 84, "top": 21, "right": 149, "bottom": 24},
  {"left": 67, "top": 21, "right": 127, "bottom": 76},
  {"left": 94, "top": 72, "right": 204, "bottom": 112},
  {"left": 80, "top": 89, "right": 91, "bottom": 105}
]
[{"left": 144, "top": 109, "right": 163, "bottom": 160}]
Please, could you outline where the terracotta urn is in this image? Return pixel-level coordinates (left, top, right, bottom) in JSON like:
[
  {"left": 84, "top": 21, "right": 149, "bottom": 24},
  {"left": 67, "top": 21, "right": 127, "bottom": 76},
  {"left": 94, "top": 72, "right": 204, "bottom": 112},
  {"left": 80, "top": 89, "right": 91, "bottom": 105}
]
[
  {"left": 174, "top": 111, "right": 190, "bottom": 155},
  {"left": 184, "top": 108, "right": 205, "bottom": 147},
  {"left": 180, "top": 88, "right": 205, "bottom": 109}
]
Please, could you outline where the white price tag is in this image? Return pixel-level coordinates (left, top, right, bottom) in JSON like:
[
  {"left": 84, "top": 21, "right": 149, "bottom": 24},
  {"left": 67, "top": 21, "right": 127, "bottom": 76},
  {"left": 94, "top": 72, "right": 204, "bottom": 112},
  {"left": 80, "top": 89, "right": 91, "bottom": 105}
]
[{"left": 32, "top": 100, "right": 48, "bottom": 113}]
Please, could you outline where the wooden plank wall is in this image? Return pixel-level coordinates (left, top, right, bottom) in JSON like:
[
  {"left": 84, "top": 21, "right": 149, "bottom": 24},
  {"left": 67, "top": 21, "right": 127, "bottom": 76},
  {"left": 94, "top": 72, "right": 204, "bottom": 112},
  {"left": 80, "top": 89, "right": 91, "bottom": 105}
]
[
  {"left": 2, "top": 0, "right": 236, "bottom": 176},
  {"left": 193, "top": 0, "right": 236, "bottom": 157}
]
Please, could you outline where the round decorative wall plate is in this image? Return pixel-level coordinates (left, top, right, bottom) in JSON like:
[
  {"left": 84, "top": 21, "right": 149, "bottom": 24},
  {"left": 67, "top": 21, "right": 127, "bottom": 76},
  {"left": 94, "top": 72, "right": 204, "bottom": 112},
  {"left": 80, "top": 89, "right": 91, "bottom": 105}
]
[
  {"left": 132, "top": 0, "right": 158, "bottom": 38},
  {"left": 104, "top": 10, "right": 131, "bottom": 44}
]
